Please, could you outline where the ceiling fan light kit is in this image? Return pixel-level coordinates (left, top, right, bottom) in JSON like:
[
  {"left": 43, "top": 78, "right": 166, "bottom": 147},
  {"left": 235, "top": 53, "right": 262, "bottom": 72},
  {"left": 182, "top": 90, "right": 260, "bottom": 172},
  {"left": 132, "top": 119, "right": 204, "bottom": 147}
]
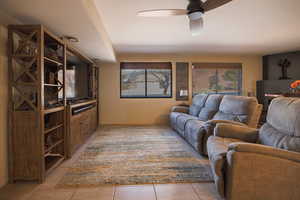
[
  {"left": 188, "top": 11, "right": 203, "bottom": 21},
  {"left": 137, "top": 0, "right": 233, "bottom": 36}
]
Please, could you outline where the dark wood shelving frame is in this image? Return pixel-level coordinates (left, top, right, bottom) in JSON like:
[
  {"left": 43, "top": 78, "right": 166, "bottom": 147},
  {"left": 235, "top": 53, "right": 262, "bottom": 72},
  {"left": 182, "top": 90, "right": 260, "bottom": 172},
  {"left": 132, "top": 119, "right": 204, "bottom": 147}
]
[
  {"left": 44, "top": 123, "right": 64, "bottom": 135},
  {"left": 8, "top": 24, "right": 99, "bottom": 183},
  {"left": 8, "top": 25, "right": 67, "bottom": 182}
]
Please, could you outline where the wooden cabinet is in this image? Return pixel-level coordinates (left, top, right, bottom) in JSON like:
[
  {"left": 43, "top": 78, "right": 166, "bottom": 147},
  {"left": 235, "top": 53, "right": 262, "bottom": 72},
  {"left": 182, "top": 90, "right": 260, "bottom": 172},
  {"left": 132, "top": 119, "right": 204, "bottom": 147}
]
[
  {"left": 67, "top": 100, "right": 98, "bottom": 157},
  {"left": 8, "top": 24, "right": 99, "bottom": 183},
  {"left": 8, "top": 25, "right": 67, "bottom": 182}
]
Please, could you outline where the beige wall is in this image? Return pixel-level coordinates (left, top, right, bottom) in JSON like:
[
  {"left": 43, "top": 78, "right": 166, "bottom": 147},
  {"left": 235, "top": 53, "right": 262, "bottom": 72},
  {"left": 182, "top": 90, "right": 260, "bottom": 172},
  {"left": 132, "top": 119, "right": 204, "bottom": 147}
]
[
  {"left": 99, "top": 54, "right": 262, "bottom": 125},
  {"left": 0, "top": 24, "right": 9, "bottom": 187}
]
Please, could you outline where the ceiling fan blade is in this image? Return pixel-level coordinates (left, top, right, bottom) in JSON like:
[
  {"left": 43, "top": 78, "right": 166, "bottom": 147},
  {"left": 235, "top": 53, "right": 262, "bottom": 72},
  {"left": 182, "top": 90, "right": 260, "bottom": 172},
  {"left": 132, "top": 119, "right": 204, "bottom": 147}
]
[
  {"left": 137, "top": 9, "right": 187, "bottom": 17},
  {"left": 202, "top": 0, "right": 233, "bottom": 12},
  {"left": 189, "top": 17, "right": 203, "bottom": 36}
]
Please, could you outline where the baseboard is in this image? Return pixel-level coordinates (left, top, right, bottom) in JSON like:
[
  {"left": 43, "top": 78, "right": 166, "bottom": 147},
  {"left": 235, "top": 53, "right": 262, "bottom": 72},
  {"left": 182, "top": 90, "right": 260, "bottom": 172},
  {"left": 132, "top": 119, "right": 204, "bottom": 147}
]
[{"left": 99, "top": 123, "right": 169, "bottom": 127}]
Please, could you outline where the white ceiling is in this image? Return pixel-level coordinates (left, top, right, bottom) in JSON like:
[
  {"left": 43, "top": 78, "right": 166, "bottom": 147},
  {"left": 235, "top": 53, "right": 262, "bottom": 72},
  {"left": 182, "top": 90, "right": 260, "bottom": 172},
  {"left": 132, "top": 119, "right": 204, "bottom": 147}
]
[
  {"left": 0, "top": 0, "right": 116, "bottom": 62},
  {"left": 1, "top": 0, "right": 300, "bottom": 60},
  {"left": 95, "top": 0, "right": 300, "bottom": 55}
]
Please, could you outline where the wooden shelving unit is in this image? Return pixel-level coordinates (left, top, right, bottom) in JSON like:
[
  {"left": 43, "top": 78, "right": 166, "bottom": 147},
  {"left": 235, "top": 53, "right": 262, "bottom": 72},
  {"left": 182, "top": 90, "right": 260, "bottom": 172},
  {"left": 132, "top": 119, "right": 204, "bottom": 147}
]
[
  {"left": 8, "top": 25, "right": 67, "bottom": 182},
  {"left": 8, "top": 24, "right": 99, "bottom": 183}
]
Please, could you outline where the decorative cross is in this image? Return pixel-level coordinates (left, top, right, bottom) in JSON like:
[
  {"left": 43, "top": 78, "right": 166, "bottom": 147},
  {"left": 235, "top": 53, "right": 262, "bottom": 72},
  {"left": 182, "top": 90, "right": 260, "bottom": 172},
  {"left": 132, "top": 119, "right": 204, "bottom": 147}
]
[{"left": 278, "top": 59, "right": 291, "bottom": 80}]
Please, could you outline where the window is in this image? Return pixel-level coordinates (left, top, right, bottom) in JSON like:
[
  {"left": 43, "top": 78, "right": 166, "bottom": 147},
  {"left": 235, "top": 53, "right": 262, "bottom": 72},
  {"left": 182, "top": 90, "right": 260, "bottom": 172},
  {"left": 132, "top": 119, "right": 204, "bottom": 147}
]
[
  {"left": 120, "top": 62, "right": 172, "bottom": 98},
  {"left": 192, "top": 63, "right": 242, "bottom": 96}
]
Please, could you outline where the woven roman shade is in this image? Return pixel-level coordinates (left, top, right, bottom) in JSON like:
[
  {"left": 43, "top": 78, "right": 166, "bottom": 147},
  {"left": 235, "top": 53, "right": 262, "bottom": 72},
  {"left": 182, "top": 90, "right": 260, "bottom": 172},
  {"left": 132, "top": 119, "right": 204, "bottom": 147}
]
[{"left": 121, "top": 62, "right": 172, "bottom": 69}]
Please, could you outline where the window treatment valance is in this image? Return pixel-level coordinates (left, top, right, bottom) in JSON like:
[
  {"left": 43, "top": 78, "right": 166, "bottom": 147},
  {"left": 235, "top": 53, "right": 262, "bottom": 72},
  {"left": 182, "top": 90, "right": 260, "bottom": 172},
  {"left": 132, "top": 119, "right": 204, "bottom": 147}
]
[
  {"left": 192, "top": 63, "right": 242, "bottom": 69},
  {"left": 121, "top": 62, "right": 172, "bottom": 70}
]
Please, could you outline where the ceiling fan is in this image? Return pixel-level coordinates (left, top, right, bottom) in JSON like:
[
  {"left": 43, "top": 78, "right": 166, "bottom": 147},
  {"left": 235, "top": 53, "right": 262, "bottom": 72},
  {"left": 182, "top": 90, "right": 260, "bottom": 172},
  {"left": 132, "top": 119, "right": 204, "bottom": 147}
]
[{"left": 137, "top": 0, "right": 233, "bottom": 36}]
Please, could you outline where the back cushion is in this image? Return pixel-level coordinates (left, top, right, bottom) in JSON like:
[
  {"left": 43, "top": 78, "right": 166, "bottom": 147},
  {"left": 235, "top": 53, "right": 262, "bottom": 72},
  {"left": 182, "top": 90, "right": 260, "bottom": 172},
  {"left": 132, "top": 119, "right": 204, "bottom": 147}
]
[
  {"left": 266, "top": 97, "right": 300, "bottom": 137},
  {"left": 189, "top": 94, "right": 208, "bottom": 116},
  {"left": 198, "top": 95, "right": 223, "bottom": 121},
  {"left": 259, "top": 97, "right": 300, "bottom": 152},
  {"left": 212, "top": 95, "right": 258, "bottom": 124},
  {"left": 259, "top": 123, "right": 300, "bottom": 153}
]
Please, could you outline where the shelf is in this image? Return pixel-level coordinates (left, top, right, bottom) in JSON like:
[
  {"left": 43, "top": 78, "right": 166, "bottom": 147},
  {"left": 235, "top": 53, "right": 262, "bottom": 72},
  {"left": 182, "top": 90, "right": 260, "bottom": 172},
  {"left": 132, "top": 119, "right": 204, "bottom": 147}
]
[
  {"left": 44, "top": 106, "right": 64, "bottom": 114},
  {"left": 45, "top": 155, "right": 64, "bottom": 175},
  {"left": 44, "top": 124, "right": 63, "bottom": 135},
  {"left": 45, "top": 139, "right": 64, "bottom": 154},
  {"left": 44, "top": 152, "right": 63, "bottom": 158},
  {"left": 44, "top": 83, "right": 62, "bottom": 87},
  {"left": 69, "top": 99, "right": 97, "bottom": 109},
  {"left": 44, "top": 57, "right": 63, "bottom": 66}
]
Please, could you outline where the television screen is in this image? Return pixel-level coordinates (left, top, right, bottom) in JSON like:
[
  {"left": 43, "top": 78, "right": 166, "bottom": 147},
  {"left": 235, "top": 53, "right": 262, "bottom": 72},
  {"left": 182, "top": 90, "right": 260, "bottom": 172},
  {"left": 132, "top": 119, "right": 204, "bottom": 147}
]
[
  {"left": 66, "top": 50, "right": 91, "bottom": 101},
  {"left": 66, "top": 67, "right": 76, "bottom": 98}
]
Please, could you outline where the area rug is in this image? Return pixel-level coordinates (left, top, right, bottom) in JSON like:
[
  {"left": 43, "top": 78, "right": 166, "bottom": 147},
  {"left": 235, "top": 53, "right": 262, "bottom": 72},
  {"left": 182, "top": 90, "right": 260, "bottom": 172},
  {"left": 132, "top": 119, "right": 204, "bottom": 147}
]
[{"left": 57, "top": 126, "right": 213, "bottom": 187}]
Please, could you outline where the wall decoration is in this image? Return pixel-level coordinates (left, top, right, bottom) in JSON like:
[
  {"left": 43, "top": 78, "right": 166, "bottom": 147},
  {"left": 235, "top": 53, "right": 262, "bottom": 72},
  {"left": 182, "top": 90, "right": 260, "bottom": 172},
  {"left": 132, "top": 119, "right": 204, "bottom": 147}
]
[{"left": 278, "top": 58, "right": 291, "bottom": 80}]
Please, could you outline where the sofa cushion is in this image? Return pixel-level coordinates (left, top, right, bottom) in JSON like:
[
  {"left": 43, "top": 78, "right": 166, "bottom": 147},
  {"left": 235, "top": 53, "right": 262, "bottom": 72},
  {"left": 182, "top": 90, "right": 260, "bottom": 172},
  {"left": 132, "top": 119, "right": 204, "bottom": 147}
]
[
  {"left": 185, "top": 120, "right": 206, "bottom": 153},
  {"left": 212, "top": 95, "right": 258, "bottom": 124},
  {"left": 177, "top": 114, "right": 198, "bottom": 133},
  {"left": 170, "top": 112, "right": 183, "bottom": 130},
  {"left": 189, "top": 94, "right": 209, "bottom": 116},
  {"left": 207, "top": 136, "right": 243, "bottom": 198},
  {"left": 198, "top": 94, "right": 223, "bottom": 121},
  {"left": 266, "top": 97, "right": 300, "bottom": 137},
  {"left": 259, "top": 123, "right": 300, "bottom": 153},
  {"left": 258, "top": 98, "right": 300, "bottom": 153}
]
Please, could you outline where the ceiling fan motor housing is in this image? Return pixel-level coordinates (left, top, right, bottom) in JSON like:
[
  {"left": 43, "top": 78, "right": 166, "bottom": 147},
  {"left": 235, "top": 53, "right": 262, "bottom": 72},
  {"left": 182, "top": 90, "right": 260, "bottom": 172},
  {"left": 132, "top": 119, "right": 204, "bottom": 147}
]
[{"left": 187, "top": 0, "right": 204, "bottom": 14}]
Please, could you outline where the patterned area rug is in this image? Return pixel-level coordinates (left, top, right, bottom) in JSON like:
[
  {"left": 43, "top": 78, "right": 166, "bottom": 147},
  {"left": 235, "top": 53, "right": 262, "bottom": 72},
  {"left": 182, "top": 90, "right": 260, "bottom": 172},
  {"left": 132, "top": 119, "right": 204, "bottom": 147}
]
[{"left": 57, "top": 126, "right": 213, "bottom": 187}]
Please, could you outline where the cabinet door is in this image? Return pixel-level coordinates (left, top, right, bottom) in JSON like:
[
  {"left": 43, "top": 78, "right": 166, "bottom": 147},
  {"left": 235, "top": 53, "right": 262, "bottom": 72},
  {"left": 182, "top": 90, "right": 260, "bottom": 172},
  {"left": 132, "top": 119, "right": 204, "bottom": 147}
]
[
  {"left": 70, "top": 114, "right": 81, "bottom": 155},
  {"left": 90, "top": 107, "right": 98, "bottom": 132},
  {"left": 80, "top": 112, "right": 90, "bottom": 140}
]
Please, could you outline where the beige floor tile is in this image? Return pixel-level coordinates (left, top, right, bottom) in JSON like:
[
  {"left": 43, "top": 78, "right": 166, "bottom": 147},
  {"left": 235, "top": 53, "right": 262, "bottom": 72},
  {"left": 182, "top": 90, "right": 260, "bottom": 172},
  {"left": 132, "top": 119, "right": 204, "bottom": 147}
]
[
  {"left": 154, "top": 183, "right": 199, "bottom": 200},
  {"left": 25, "top": 188, "right": 75, "bottom": 200},
  {"left": 71, "top": 186, "right": 114, "bottom": 200},
  {"left": 192, "top": 183, "right": 223, "bottom": 200},
  {"left": 114, "top": 185, "right": 156, "bottom": 200},
  {"left": 0, "top": 183, "right": 39, "bottom": 200}
]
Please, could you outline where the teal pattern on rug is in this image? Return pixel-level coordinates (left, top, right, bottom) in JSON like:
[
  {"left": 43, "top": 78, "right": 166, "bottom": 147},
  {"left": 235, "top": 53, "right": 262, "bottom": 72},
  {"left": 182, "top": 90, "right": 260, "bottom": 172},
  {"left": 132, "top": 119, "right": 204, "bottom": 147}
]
[{"left": 57, "top": 126, "right": 213, "bottom": 187}]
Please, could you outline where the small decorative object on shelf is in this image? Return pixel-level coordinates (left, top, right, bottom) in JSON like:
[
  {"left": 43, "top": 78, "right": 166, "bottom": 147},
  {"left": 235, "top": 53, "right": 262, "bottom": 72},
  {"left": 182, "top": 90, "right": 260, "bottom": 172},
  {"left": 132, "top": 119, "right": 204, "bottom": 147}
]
[
  {"left": 278, "top": 58, "right": 291, "bottom": 80},
  {"left": 288, "top": 80, "right": 300, "bottom": 97},
  {"left": 179, "top": 89, "right": 188, "bottom": 97}
]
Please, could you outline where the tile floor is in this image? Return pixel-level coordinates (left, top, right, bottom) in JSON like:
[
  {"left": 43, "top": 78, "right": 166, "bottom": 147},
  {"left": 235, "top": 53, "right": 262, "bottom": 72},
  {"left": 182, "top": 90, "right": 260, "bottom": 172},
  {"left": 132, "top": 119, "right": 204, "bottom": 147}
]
[{"left": 0, "top": 127, "right": 222, "bottom": 200}]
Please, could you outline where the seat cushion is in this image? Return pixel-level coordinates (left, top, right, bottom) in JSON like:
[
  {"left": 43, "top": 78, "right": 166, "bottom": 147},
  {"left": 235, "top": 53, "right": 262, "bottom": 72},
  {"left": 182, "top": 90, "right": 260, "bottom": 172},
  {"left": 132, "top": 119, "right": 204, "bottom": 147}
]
[
  {"left": 189, "top": 94, "right": 209, "bottom": 116},
  {"left": 198, "top": 94, "right": 223, "bottom": 121},
  {"left": 176, "top": 114, "right": 198, "bottom": 136},
  {"left": 184, "top": 120, "right": 206, "bottom": 153},
  {"left": 207, "top": 136, "right": 243, "bottom": 198},
  {"left": 170, "top": 112, "right": 183, "bottom": 130}
]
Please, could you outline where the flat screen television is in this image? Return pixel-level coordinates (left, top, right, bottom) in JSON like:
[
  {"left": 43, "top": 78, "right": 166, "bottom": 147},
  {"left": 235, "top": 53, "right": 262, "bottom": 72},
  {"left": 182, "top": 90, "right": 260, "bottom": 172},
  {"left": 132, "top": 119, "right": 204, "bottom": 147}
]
[{"left": 66, "top": 50, "right": 92, "bottom": 103}]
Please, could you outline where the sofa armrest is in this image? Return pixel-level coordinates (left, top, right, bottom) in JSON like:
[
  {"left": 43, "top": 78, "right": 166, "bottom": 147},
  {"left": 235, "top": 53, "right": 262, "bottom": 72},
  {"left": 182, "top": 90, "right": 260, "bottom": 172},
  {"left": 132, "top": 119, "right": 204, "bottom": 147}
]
[
  {"left": 205, "top": 120, "right": 247, "bottom": 127},
  {"left": 229, "top": 142, "right": 300, "bottom": 163},
  {"left": 202, "top": 120, "right": 248, "bottom": 142},
  {"left": 214, "top": 123, "right": 259, "bottom": 143},
  {"left": 171, "top": 106, "right": 189, "bottom": 113},
  {"left": 225, "top": 143, "right": 300, "bottom": 200}
]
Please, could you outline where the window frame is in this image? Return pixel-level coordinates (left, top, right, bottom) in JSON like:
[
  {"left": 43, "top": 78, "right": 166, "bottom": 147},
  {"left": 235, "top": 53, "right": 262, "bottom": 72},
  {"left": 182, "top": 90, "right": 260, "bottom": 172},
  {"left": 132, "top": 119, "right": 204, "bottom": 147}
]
[
  {"left": 191, "top": 63, "right": 243, "bottom": 96},
  {"left": 120, "top": 62, "right": 173, "bottom": 99}
]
